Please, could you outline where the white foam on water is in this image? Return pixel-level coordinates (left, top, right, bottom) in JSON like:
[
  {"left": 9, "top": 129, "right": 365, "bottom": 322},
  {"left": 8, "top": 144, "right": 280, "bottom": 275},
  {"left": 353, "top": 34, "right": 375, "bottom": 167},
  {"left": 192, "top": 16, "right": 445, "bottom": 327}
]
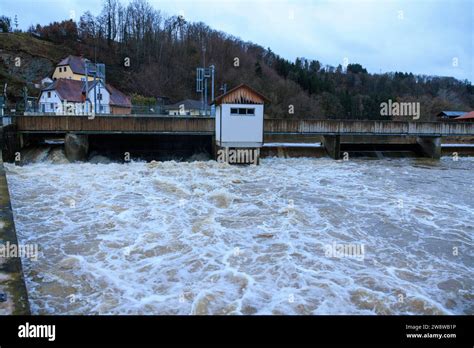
[
  {"left": 4, "top": 157, "right": 474, "bottom": 314},
  {"left": 263, "top": 142, "right": 322, "bottom": 147},
  {"left": 442, "top": 144, "right": 474, "bottom": 148}
]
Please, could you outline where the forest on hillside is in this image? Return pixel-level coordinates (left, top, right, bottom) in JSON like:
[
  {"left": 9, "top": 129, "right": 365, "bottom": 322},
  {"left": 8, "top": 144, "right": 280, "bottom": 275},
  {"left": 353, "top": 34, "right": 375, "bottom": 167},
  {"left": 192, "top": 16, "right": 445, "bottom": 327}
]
[{"left": 1, "top": 0, "right": 473, "bottom": 119}]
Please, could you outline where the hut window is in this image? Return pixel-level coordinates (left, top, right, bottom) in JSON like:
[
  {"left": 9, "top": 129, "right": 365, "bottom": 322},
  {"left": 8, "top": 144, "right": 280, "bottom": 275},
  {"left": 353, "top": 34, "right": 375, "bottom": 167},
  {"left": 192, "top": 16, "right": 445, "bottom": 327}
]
[{"left": 230, "top": 107, "right": 255, "bottom": 116}]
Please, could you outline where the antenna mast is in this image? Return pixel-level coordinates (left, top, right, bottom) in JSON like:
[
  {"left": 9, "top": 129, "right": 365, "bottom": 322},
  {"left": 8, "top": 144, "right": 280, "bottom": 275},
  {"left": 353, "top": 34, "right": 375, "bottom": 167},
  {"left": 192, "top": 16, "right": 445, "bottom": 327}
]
[{"left": 196, "top": 44, "right": 215, "bottom": 116}]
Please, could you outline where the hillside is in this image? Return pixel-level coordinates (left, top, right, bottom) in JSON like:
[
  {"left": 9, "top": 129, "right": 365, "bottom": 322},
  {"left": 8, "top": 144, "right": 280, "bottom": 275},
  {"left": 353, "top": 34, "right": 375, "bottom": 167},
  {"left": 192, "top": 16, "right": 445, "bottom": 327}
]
[
  {"left": 0, "top": 33, "right": 73, "bottom": 99},
  {"left": 1, "top": 1, "right": 473, "bottom": 120}
]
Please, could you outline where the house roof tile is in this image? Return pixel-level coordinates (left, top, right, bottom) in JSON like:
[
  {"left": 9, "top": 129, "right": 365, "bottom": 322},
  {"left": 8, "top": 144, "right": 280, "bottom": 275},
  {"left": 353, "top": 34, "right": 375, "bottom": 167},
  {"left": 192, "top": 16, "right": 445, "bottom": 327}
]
[
  {"left": 437, "top": 111, "right": 467, "bottom": 117},
  {"left": 454, "top": 111, "right": 474, "bottom": 120},
  {"left": 57, "top": 55, "right": 96, "bottom": 75},
  {"left": 42, "top": 79, "right": 85, "bottom": 102},
  {"left": 107, "top": 84, "right": 132, "bottom": 107},
  {"left": 42, "top": 79, "right": 130, "bottom": 108},
  {"left": 167, "top": 99, "right": 204, "bottom": 110}
]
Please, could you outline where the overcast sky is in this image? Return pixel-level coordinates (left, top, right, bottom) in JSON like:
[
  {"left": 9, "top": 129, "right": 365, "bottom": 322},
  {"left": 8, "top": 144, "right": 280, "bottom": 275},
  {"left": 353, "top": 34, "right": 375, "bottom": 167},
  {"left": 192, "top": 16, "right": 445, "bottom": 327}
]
[{"left": 2, "top": 0, "right": 473, "bottom": 81}]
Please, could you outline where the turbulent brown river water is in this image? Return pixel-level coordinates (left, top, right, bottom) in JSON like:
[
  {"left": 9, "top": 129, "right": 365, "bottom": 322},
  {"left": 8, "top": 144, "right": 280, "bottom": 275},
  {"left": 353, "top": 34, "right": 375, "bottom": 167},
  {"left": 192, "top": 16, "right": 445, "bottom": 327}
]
[{"left": 5, "top": 157, "right": 474, "bottom": 314}]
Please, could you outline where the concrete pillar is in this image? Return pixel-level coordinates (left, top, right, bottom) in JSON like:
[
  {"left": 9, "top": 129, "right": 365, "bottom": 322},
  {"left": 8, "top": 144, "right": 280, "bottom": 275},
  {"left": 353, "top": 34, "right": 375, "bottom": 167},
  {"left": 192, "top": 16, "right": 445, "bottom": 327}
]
[
  {"left": 323, "top": 135, "right": 341, "bottom": 160},
  {"left": 0, "top": 125, "right": 21, "bottom": 163},
  {"left": 19, "top": 134, "right": 24, "bottom": 149},
  {"left": 277, "top": 147, "right": 287, "bottom": 158},
  {"left": 211, "top": 136, "right": 217, "bottom": 160},
  {"left": 416, "top": 136, "right": 441, "bottom": 159},
  {"left": 65, "top": 133, "right": 89, "bottom": 162}
]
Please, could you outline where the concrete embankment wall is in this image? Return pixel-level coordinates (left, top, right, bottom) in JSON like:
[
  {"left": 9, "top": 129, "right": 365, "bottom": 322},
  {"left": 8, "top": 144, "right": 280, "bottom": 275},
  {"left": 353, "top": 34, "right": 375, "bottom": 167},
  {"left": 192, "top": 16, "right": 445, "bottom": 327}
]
[
  {"left": 263, "top": 134, "right": 474, "bottom": 158},
  {"left": 0, "top": 146, "right": 30, "bottom": 314}
]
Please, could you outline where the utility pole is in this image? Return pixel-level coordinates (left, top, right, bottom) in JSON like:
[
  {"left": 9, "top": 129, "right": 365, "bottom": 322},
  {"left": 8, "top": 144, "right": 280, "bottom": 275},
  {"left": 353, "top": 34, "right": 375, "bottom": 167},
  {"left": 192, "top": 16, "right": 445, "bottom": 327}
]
[
  {"left": 23, "top": 86, "right": 27, "bottom": 113},
  {"left": 85, "top": 63, "right": 89, "bottom": 114},
  {"left": 196, "top": 45, "right": 216, "bottom": 116},
  {"left": 210, "top": 65, "right": 215, "bottom": 116},
  {"left": 202, "top": 45, "right": 206, "bottom": 112},
  {"left": 220, "top": 83, "right": 227, "bottom": 94}
]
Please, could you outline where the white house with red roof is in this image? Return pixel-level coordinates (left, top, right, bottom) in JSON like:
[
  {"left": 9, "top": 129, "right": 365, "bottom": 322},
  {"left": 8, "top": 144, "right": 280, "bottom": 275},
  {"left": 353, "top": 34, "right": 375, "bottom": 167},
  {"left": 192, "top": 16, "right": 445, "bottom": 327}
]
[
  {"left": 39, "top": 55, "right": 131, "bottom": 114},
  {"left": 39, "top": 79, "right": 110, "bottom": 115}
]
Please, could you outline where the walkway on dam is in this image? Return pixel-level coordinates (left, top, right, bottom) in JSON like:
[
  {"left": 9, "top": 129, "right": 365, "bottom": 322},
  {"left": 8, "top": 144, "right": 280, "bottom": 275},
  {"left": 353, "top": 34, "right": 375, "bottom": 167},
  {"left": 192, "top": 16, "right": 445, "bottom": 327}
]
[{"left": 10, "top": 115, "right": 474, "bottom": 136}]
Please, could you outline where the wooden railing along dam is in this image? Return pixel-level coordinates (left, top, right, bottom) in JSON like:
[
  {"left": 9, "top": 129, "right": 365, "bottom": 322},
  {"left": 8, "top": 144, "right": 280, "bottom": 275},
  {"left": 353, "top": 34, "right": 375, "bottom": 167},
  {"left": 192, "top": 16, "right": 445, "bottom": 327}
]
[
  {"left": 264, "top": 119, "right": 474, "bottom": 136},
  {"left": 12, "top": 115, "right": 215, "bottom": 135},
  {"left": 10, "top": 115, "right": 474, "bottom": 136}
]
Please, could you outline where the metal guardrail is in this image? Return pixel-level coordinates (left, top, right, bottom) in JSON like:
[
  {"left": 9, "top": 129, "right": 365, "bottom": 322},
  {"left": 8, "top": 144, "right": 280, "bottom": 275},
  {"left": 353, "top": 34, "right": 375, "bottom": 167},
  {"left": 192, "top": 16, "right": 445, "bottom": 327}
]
[{"left": 8, "top": 103, "right": 212, "bottom": 116}]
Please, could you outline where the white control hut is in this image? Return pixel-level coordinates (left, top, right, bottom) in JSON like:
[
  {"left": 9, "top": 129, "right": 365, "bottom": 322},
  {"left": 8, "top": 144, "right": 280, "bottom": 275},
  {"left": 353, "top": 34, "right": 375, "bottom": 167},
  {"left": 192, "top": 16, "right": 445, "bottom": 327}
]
[{"left": 214, "top": 84, "right": 269, "bottom": 148}]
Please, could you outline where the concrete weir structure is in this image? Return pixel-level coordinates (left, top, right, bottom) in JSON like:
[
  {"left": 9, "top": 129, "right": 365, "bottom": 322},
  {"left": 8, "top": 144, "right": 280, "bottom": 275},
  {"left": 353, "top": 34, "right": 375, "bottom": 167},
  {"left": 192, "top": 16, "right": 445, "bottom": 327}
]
[
  {"left": 2, "top": 115, "right": 474, "bottom": 162},
  {"left": 65, "top": 133, "right": 89, "bottom": 162},
  {"left": 263, "top": 119, "right": 473, "bottom": 159},
  {"left": 0, "top": 150, "right": 30, "bottom": 315},
  {"left": 322, "top": 134, "right": 442, "bottom": 159},
  {"left": 322, "top": 135, "right": 341, "bottom": 160},
  {"left": 416, "top": 136, "right": 442, "bottom": 159}
]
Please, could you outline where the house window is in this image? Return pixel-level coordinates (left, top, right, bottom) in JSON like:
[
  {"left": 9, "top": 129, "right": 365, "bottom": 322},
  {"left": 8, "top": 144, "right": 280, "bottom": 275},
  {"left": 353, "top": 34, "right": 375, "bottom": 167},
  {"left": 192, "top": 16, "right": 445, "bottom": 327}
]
[
  {"left": 230, "top": 107, "right": 255, "bottom": 116},
  {"left": 97, "top": 93, "right": 103, "bottom": 101},
  {"left": 47, "top": 91, "right": 51, "bottom": 98},
  {"left": 50, "top": 103, "right": 54, "bottom": 110}
]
